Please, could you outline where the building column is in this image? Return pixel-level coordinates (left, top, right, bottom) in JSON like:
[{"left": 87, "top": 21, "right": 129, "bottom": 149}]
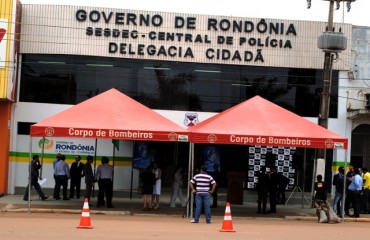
[{"left": 0, "top": 101, "right": 11, "bottom": 194}]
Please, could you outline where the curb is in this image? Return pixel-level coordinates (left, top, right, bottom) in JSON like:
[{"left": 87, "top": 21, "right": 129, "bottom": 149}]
[
  {"left": 285, "top": 215, "right": 370, "bottom": 223},
  {"left": 1, "top": 208, "right": 131, "bottom": 215},
  {"left": 2, "top": 207, "right": 370, "bottom": 222}
]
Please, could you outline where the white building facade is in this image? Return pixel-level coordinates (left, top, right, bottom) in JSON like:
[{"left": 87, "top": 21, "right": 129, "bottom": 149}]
[{"left": 7, "top": 4, "right": 370, "bottom": 195}]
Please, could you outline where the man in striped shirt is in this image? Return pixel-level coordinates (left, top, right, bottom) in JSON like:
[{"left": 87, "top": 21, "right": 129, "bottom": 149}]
[{"left": 189, "top": 166, "right": 217, "bottom": 223}]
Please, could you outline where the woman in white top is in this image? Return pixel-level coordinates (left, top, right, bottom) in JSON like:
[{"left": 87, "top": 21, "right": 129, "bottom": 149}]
[{"left": 152, "top": 161, "right": 162, "bottom": 209}]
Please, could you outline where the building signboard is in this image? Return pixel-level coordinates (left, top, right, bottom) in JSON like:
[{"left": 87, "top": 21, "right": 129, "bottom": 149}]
[{"left": 20, "top": 5, "right": 352, "bottom": 70}]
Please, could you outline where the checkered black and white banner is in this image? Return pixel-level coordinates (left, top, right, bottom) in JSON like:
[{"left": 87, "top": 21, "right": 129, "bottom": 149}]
[{"left": 247, "top": 146, "right": 296, "bottom": 190}]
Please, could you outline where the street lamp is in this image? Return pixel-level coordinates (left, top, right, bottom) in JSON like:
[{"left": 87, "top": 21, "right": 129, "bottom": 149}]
[{"left": 307, "top": 0, "right": 355, "bottom": 12}]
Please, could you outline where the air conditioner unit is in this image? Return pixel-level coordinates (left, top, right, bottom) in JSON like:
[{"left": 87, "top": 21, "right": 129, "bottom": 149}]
[{"left": 365, "top": 93, "right": 370, "bottom": 109}]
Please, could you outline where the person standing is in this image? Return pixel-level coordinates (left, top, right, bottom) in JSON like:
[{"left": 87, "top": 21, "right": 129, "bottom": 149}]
[
  {"left": 344, "top": 164, "right": 355, "bottom": 216},
  {"left": 152, "top": 161, "right": 162, "bottom": 209},
  {"left": 69, "top": 155, "right": 84, "bottom": 199},
  {"left": 348, "top": 168, "right": 363, "bottom": 218},
  {"left": 83, "top": 155, "right": 94, "bottom": 206},
  {"left": 362, "top": 167, "right": 370, "bottom": 214},
  {"left": 277, "top": 172, "right": 290, "bottom": 205},
  {"left": 189, "top": 166, "right": 217, "bottom": 224},
  {"left": 209, "top": 163, "right": 220, "bottom": 208},
  {"left": 53, "top": 155, "right": 70, "bottom": 200},
  {"left": 96, "top": 156, "right": 114, "bottom": 208},
  {"left": 314, "top": 174, "right": 329, "bottom": 221},
  {"left": 170, "top": 165, "right": 186, "bottom": 208},
  {"left": 332, "top": 166, "right": 345, "bottom": 217},
  {"left": 268, "top": 166, "right": 279, "bottom": 213},
  {"left": 53, "top": 153, "right": 62, "bottom": 172},
  {"left": 256, "top": 166, "right": 269, "bottom": 214},
  {"left": 141, "top": 166, "right": 156, "bottom": 210},
  {"left": 52, "top": 153, "right": 62, "bottom": 199},
  {"left": 23, "top": 155, "right": 49, "bottom": 201}
]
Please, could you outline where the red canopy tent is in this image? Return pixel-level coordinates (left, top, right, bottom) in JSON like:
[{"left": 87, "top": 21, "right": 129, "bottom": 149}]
[
  {"left": 27, "top": 89, "right": 190, "bottom": 210},
  {"left": 30, "top": 88, "right": 189, "bottom": 141},
  {"left": 189, "top": 96, "right": 347, "bottom": 149},
  {"left": 184, "top": 96, "right": 348, "bottom": 217}
]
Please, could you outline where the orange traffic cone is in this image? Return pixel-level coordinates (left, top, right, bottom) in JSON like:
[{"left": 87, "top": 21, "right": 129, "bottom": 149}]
[
  {"left": 220, "top": 202, "right": 235, "bottom": 232},
  {"left": 77, "top": 198, "right": 93, "bottom": 229}
]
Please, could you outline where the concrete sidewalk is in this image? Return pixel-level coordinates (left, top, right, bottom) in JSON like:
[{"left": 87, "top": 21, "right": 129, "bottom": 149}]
[{"left": 1, "top": 192, "right": 370, "bottom": 223}]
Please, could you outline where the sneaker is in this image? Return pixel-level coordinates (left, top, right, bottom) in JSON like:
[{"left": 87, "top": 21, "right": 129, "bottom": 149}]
[
  {"left": 42, "top": 196, "right": 49, "bottom": 201},
  {"left": 190, "top": 219, "right": 199, "bottom": 223},
  {"left": 206, "top": 221, "right": 211, "bottom": 224}
]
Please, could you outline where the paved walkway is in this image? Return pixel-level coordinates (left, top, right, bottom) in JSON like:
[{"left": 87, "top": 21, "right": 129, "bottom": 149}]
[{"left": 1, "top": 190, "right": 370, "bottom": 223}]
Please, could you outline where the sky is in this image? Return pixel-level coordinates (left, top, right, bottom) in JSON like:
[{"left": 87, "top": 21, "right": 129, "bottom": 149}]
[{"left": 20, "top": 0, "right": 370, "bottom": 27}]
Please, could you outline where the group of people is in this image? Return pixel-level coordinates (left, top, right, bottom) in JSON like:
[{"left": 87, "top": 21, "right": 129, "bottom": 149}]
[
  {"left": 140, "top": 161, "right": 219, "bottom": 224},
  {"left": 256, "top": 166, "right": 290, "bottom": 214},
  {"left": 313, "top": 164, "right": 370, "bottom": 222},
  {"left": 330, "top": 164, "right": 370, "bottom": 218},
  {"left": 24, "top": 153, "right": 114, "bottom": 208},
  {"left": 168, "top": 163, "right": 220, "bottom": 209},
  {"left": 141, "top": 161, "right": 162, "bottom": 210}
]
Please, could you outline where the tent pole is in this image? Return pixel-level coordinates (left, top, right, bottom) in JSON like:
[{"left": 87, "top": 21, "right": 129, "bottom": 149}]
[
  {"left": 130, "top": 141, "right": 136, "bottom": 199},
  {"left": 93, "top": 138, "right": 97, "bottom": 198},
  {"left": 310, "top": 149, "right": 317, "bottom": 208},
  {"left": 112, "top": 141, "right": 116, "bottom": 191},
  {"left": 28, "top": 136, "right": 32, "bottom": 213},
  {"left": 39, "top": 137, "right": 45, "bottom": 178},
  {"left": 342, "top": 149, "right": 348, "bottom": 223},
  {"left": 174, "top": 142, "right": 179, "bottom": 167},
  {"left": 302, "top": 148, "right": 307, "bottom": 208},
  {"left": 186, "top": 142, "right": 193, "bottom": 218},
  {"left": 190, "top": 142, "right": 195, "bottom": 218}
]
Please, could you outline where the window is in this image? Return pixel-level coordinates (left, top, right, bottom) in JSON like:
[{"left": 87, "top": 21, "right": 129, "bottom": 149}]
[
  {"left": 20, "top": 54, "right": 338, "bottom": 117},
  {"left": 17, "top": 122, "right": 35, "bottom": 135}
]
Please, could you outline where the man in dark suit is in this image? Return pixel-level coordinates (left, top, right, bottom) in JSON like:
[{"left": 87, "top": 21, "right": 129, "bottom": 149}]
[
  {"left": 69, "top": 155, "right": 85, "bottom": 199},
  {"left": 256, "top": 166, "right": 269, "bottom": 214},
  {"left": 23, "top": 155, "right": 49, "bottom": 201},
  {"left": 268, "top": 166, "right": 279, "bottom": 213},
  {"left": 83, "top": 155, "right": 95, "bottom": 206},
  {"left": 209, "top": 163, "right": 220, "bottom": 208}
]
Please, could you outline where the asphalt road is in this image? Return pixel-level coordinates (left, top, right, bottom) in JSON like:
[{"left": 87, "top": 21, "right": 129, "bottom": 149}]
[{"left": 0, "top": 212, "right": 367, "bottom": 240}]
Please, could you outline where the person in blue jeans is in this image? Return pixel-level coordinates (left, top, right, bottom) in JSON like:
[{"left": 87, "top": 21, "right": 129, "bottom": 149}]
[
  {"left": 332, "top": 166, "right": 344, "bottom": 217},
  {"left": 189, "top": 166, "right": 217, "bottom": 223}
]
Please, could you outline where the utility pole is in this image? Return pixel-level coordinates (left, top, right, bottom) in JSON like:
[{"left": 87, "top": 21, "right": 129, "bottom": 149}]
[
  {"left": 306, "top": 2, "right": 354, "bottom": 199},
  {"left": 307, "top": 0, "right": 354, "bottom": 160},
  {"left": 318, "top": 0, "right": 335, "bottom": 132}
]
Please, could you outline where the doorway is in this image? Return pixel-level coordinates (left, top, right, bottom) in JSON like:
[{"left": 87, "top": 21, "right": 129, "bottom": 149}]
[{"left": 351, "top": 124, "right": 370, "bottom": 168}]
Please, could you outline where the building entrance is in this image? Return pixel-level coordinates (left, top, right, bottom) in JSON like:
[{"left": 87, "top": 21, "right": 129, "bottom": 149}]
[{"left": 351, "top": 124, "right": 370, "bottom": 168}]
